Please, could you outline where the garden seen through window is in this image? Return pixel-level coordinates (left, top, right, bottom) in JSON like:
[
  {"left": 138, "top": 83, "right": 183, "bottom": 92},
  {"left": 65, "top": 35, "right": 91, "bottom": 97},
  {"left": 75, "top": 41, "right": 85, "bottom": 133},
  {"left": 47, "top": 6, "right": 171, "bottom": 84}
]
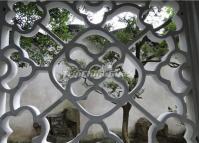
[{"left": 0, "top": 1, "right": 197, "bottom": 143}]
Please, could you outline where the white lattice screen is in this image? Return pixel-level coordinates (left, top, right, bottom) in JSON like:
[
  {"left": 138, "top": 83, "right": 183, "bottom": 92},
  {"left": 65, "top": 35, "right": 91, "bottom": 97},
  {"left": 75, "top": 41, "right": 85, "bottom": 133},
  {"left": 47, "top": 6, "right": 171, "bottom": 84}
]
[{"left": 0, "top": 1, "right": 198, "bottom": 143}]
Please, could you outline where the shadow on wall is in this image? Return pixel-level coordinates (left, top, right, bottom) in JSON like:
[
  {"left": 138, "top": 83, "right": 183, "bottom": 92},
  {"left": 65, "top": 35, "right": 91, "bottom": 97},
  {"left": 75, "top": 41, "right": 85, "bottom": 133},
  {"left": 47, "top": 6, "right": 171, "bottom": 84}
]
[
  {"left": 13, "top": 117, "right": 185, "bottom": 143},
  {"left": 78, "top": 117, "right": 186, "bottom": 143}
]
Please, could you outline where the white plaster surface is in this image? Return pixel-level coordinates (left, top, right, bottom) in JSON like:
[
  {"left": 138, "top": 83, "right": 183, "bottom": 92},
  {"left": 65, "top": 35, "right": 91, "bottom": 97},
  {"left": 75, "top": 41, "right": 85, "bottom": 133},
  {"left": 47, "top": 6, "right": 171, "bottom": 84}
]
[{"left": 6, "top": 59, "right": 186, "bottom": 141}]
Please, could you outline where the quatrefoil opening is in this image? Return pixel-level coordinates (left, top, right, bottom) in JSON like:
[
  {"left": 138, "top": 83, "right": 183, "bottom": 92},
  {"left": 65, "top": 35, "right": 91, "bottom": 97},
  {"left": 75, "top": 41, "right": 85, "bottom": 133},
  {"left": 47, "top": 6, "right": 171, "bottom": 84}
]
[
  {"left": 0, "top": 106, "right": 49, "bottom": 143},
  {"left": 140, "top": 1, "right": 183, "bottom": 38},
  {"left": 148, "top": 113, "right": 197, "bottom": 143},
  {"left": 157, "top": 50, "right": 191, "bottom": 95},
  {"left": 0, "top": 45, "right": 36, "bottom": 93},
  {"left": 49, "top": 28, "right": 145, "bottom": 119}
]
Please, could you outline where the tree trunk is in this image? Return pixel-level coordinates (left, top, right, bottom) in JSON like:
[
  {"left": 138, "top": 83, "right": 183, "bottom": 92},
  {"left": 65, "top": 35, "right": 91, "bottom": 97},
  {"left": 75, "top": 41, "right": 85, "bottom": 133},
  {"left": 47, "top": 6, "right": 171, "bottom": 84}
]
[
  {"left": 121, "top": 38, "right": 142, "bottom": 143},
  {"left": 122, "top": 102, "right": 132, "bottom": 143}
]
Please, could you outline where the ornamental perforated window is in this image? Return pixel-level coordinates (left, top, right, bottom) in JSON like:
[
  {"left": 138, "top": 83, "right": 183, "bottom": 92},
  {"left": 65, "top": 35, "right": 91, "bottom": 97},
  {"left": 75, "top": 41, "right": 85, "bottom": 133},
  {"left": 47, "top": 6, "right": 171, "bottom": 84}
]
[{"left": 0, "top": 1, "right": 197, "bottom": 143}]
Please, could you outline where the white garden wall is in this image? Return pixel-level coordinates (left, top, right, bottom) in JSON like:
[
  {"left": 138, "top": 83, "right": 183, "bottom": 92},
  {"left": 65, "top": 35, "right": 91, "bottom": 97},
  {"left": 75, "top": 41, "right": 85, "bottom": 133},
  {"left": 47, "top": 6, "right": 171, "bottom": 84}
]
[{"left": 7, "top": 59, "right": 186, "bottom": 141}]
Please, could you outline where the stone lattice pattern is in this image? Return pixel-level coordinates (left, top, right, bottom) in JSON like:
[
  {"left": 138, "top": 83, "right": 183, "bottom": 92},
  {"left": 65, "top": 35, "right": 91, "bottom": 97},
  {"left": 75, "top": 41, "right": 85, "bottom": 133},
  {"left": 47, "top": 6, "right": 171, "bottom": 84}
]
[{"left": 0, "top": 1, "right": 197, "bottom": 143}]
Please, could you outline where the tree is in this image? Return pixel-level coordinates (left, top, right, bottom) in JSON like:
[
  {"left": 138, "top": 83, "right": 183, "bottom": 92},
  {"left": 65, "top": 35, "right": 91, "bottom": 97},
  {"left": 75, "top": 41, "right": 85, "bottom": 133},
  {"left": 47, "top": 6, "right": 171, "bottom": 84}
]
[
  {"left": 13, "top": 2, "right": 177, "bottom": 143},
  {"left": 12, "top": 2, "right": 72, "bottom": 66},
  {"left": 104, "top": 17, "right": 168, "bottom": 143},
  {"left": 103, "top": 6, "right": 176, "bottom": 143},
  {"left": 85, "top": 6, "right": 176, "bottom": 142}
]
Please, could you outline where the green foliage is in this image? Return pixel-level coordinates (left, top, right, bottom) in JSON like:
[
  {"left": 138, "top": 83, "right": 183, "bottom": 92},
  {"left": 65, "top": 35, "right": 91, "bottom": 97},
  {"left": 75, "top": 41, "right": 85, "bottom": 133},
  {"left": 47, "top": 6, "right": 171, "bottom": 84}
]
[
  {"left": 103, "top": 51, "right": 120, "bottom": 63},
  {"left": 20, "top": 34, "right": 61, "bottom": 66},
  {"left": 104, "top": 70, "right": 138, "bottom": 98},
  {"left": 49, "top": 8, "right": 72, "bottom": 41},
  {"left": 13, "top": 2, "right": 72, "bottom": 66},
  {"left": 60, "top": 59, "right": 86, "bottom": 77},
  {"left": 104, "top": 80, "right": 123, "bottom": 98},
  {"left": 13, "top": 2, "right": 43, "bottom": 30},
  {"left": 114, "top": 17, "right": 141, "bottom": 44},
  {"left": 122, "top": 73, "right": 137, "bottom": 91},
  {"left": 90, "top": 66, "right": 102, "bottom": 76},
  {"left": 105, "top": 81, "right": 120, "bottom": 93},
  {"left": 87, "top": 35, "right": 110, "bottom": 49},
  {"left": 10, "top": 52, "right": 27, "bottom": 67},
  {"left": 165, "top": 6, "right": 175, "bottom": 17},
  {"left": 13, "top": 2, "right": 170, "bottom": 99},
  {"left": 68, "top": 66, "right": 80, "bottom": 76},
  {"left": 163, "top": 6, "right": 176, "bottom": 34},
  {"left": 141, "top": 40, "right": 168, "bottom": 60},
  {"left": 164, "top": 21, "right": 176, "bottom": 34},
  {"left": 9, "top": 4, "right": 180, "bottom": 142}
]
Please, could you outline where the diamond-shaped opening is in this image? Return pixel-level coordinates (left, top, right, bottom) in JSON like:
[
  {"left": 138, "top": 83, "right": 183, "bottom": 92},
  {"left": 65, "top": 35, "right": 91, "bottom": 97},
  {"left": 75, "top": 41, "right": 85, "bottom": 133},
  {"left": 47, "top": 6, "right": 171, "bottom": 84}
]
[{"left": 12, "top": 2, "right": 44, "bottom": 31}]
